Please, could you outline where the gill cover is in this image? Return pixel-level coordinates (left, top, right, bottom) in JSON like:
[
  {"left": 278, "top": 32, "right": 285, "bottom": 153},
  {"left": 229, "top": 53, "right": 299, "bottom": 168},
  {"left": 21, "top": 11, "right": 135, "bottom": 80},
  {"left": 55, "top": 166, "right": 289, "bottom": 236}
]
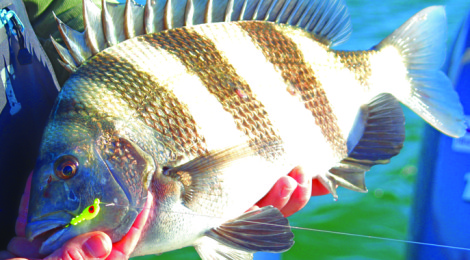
[{"left": 98, "top": 135, "right": 155, "bottom": 208}]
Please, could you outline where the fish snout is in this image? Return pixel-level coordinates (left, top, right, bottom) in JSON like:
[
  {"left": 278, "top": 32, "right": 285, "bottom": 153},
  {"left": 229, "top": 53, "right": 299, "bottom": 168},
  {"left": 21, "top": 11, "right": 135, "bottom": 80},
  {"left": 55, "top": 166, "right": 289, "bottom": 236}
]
[{"left": 27, "top": 175, "right": 80, "bottom": 224}]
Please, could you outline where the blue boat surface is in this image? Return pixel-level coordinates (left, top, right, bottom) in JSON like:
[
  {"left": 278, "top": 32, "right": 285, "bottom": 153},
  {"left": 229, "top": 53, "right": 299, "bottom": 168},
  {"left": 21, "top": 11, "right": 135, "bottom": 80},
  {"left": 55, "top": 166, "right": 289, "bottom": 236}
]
[{"left": 407, "top": 7, "right": 470, "bottom": 260}]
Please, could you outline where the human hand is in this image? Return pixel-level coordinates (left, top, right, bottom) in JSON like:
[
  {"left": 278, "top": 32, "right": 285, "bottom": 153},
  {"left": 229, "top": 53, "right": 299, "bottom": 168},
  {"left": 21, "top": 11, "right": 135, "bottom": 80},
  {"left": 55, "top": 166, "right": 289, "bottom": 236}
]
[
  {"left": 0, "top": 173, "right": 153, "bottom": 260},
  {"left": 253, "top": 167, "right": 330, "bottom": 217}
]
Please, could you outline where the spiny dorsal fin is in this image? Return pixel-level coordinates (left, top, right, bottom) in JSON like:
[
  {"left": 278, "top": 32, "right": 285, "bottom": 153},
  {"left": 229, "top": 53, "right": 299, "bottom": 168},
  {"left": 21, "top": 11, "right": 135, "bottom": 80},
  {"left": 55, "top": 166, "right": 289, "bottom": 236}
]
[
  {"left": 163, "top": 0, "right": 186, "bottom": 29},
  {"left": 102, "top": 0, "right": 127, "bottom": 46},
  {"left": 83, "top": 0, "right": 104, "bottom": 55},
  {"left": 54, "top": 12, "right": 90, "bottom": 66},
  {"left": 224, "top": 0, "right": 236, "bottom": 22},
  {"left": 125, "top": 0, "right": 146, "bottom": 39},
  {"left": 50, "top": 35, "right": 78, "bottom": 73},
  {"left": 56, "top": 0, "right": 351, "bottom": 71},
  {"left": 185, "top": 0, "right": 195, "bottom": 26}
]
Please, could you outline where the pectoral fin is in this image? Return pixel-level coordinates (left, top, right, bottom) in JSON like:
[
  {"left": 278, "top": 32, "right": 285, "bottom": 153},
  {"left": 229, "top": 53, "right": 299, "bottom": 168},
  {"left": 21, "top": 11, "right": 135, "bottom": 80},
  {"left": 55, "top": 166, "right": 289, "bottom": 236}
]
[
  {"left": 165, "top": 143, "right": 283, "bottom": 209},
  {"left": 205, "top": 206, "right": 294, "bottom": 253}
]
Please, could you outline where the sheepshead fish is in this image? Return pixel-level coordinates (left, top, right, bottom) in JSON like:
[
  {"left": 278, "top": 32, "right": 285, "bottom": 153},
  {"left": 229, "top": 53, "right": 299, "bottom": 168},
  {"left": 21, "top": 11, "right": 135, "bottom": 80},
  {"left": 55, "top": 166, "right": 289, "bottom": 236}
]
[{"left": 26, "top": 0, "right": 466, "bottom": 258}]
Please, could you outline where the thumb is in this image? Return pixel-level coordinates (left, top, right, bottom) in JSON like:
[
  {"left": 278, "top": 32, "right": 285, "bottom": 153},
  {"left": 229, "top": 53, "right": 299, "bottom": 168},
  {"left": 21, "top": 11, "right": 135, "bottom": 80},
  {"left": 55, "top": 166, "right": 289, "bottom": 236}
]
[{"left": 45, "top": 232, "right": 112, "bottom": 260}]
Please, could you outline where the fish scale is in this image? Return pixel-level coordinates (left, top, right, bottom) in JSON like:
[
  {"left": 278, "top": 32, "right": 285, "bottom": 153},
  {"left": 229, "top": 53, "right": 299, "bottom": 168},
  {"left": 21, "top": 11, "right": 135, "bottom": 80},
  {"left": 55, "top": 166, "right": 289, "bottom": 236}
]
[
  {"left": 239, "top": 21, "right": 346, "bottom": 157},
  {"left": 25, "top": 0, "right": 466, "bottom": 259},
  {"left": 151, "top": 27, "right": 283, "bottom": 158},
  {"left": 336, "top": 50, "right": 374, "bottom": 88},
  {"left": 75, "top": 49, "right": 208, "bottom": 156}
]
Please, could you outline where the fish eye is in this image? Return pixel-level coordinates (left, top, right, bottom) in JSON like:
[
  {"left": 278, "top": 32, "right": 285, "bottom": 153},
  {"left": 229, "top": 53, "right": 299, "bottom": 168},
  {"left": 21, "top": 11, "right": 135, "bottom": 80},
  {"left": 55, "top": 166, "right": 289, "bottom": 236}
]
[{"left": 54, "top": 155, "right": 79, "bottom": 180}]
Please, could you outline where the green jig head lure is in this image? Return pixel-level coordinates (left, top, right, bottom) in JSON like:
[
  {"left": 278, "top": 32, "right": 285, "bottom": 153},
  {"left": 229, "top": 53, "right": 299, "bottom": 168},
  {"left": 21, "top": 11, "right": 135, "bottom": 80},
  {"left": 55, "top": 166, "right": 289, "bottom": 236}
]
[{"left": 66, "top": 198, "right": 100, "bottom": 227}]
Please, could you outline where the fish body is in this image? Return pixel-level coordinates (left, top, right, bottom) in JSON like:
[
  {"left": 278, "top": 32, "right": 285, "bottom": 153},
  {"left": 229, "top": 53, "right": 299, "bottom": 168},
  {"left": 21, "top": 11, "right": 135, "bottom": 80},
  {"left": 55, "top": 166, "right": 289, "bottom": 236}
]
[{"left": 25, "top": 0, "right": 466, "bottom": 258}]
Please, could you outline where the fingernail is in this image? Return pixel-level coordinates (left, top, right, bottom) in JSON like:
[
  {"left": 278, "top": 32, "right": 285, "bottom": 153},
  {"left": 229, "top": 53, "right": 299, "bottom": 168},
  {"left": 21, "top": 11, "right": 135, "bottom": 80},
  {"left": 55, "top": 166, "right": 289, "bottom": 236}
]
[
  {"left": 84, "top": 234, "right": 110, "bottom": 258},
  {"left": 280, "top": 178, "right": 297, "bottom": 198},
  {"left": 280, "top": 186, "right": 293, "bottom": 198},
  {"left": 292, "top": 170, "right": 307, "bottom": 186}
]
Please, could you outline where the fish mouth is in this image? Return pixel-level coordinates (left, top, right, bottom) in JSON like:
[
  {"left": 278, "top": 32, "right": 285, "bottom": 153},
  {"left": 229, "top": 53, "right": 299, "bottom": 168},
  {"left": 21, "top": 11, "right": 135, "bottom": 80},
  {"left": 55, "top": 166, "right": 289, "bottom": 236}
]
[
  {"left": 27, "top": 220, "right": 66, "bottom": 241},
  {"left": 26, "top": 219, "right": 71, "bottom": 255},
  {"left": 26, "top": 209, "right": 76, "bottom": 240}
]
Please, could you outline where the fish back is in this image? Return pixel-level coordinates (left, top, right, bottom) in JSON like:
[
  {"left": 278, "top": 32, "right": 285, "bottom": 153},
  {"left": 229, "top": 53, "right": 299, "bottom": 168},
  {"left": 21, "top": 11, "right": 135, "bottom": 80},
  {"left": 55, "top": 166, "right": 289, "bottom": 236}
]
[
  {"left": 52, "top": 0, "right": 352, "bottom": 72},
  {"left": 72, "top": 20, "right": 348, "bottom": 171}
]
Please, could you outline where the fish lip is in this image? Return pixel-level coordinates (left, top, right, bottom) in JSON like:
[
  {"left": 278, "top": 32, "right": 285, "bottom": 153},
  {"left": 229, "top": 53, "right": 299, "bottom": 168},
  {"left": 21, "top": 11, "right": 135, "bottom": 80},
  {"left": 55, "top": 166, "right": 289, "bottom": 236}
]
[
  {"left": 40, "top": 227, "right": 68, "bottom": 255},
  {"left": 26, "top": 219, "right": 73, "bottom": 255},
  {"left": 26, "top": 219, "right": 68, "bottom": 242}
]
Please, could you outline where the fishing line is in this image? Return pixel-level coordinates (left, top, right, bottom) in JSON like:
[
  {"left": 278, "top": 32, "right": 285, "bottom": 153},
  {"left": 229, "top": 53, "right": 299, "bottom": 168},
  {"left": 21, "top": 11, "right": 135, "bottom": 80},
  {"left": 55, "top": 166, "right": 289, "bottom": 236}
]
[
  {"left": 99, "top": 201, "right": 470, "bottom": 252},
  {"left": 259, "top": 222, "right": 470, "bottom": 252}
]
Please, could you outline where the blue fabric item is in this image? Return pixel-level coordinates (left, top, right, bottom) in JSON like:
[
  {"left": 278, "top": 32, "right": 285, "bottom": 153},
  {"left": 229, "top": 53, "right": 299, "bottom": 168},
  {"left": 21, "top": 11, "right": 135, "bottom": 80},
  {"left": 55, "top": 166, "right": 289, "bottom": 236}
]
[
  {"left": 0, "top": 0, "right": 59, "bottom": 249},
  {"left": 0, "top": 9, "right": 25, "bottom": 35},
  {"left": 407, "top": 8, "right": 470, "bottom": 260}
]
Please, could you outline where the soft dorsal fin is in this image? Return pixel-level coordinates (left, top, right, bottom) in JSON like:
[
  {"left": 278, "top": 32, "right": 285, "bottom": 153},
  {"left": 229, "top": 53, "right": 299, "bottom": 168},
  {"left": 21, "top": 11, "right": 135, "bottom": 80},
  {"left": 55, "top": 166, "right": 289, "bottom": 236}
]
[{"left": 53, "top": 0, "right": 352, "bottom": 72}]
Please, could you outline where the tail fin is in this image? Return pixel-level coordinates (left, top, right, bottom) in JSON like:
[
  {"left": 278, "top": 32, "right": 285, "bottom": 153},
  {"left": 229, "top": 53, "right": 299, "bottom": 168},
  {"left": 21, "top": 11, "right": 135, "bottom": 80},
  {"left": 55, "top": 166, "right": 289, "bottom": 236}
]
[{"left": 374, "top": 6, "right": 466, "bottom": 138}]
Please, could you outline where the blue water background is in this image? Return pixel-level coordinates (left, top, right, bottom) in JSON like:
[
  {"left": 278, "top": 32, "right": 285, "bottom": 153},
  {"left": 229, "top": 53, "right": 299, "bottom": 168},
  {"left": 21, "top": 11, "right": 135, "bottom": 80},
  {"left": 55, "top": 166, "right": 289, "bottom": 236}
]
[{"left": 130, "top": 1, "right": 470, "bottom": 260}]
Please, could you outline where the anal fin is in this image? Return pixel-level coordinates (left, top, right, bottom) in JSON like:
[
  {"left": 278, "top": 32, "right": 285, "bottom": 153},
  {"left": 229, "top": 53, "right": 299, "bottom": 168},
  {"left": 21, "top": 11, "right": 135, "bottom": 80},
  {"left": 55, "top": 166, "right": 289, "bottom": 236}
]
[
  {"left": 204, "top": 206, "right": 294, "bottom": 254},
  {"left": 328, "top": 164, "right": 368, "bottom": 193},
  {"left": 328, "top": 93, "right": 406, "bottom": 193}
]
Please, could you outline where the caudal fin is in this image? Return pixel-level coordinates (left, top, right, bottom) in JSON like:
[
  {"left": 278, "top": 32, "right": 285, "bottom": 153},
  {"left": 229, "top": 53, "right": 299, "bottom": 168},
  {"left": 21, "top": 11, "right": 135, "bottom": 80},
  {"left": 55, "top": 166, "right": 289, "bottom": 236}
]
[{"left": 374, "top": 6, "right": 466, "bottom": 138}]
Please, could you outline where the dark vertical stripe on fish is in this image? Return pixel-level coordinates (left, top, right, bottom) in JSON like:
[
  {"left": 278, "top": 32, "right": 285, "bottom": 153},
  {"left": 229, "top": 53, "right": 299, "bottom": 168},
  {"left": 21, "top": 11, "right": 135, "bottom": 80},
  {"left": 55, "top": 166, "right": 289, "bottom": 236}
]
[
  {"left": 239, "top": 21, "right": 347, "bottom": 157},
  {"left": 150, "top": 27, "right": 283, "bottom": 160},
  {"left": 73, "top": 53, "right": 208, "bottom": 157},
  {"left": 335, "top": 50, "right": 374, "bottom": 89}
]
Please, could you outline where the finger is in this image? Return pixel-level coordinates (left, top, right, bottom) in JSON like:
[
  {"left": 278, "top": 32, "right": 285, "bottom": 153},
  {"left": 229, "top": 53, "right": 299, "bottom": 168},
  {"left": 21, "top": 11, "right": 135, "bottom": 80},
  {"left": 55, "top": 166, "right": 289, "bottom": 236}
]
[
  {"left": 280, "top": 168, "right": 312, "bottom": 217},
  {"left": 107, "top": 192, "right": 153, "bottom": 260},
  {"left": 254, "top": 176, "right": 298, "bottom": 210},
  {"left": 245, "top": 205, "right": 260, "bottom": 212},
  {"left": 45, "top": 232, "right": 112, "bottom": 260},
  {"left": 16, "top": 172, "right": 33, "bottom": 236},
  {"left": 311, "top": 177, "right": 331, "bottom": 196},
  {"left": 0, "top": 250, "right": 16, "bottom": 259},
  {"left": 0, "top": 251, "right": 30, "bottom": 260},
  {"left": 6, "top": 236, "right": 42, "bottom": 259}
]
